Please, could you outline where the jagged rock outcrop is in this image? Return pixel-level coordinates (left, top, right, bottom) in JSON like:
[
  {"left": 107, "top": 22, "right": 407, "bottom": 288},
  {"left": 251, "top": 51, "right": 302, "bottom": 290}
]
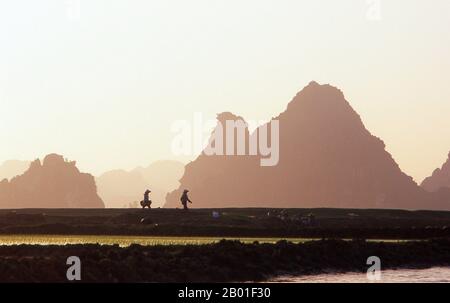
[
  {"left": 0, "top": 154, "right": 104, "bottom": 208},
  {"left": 421, "top": 152, "right": 450, "bottom": 192},
  {"left": 165, "top": 82, "right": 449, "bottom": 210},
  {"left": 0, "top": 160, "right": 31, "bottom": 181}
]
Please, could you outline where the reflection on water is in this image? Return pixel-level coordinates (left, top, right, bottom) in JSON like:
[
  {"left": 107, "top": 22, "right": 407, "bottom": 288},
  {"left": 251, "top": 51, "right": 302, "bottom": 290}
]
[
  {"left": 271, "top": 267, "right": 450, "bottom": 283},
  {"left": 0, "top": 235, "right": 315, "bottom": 247}
]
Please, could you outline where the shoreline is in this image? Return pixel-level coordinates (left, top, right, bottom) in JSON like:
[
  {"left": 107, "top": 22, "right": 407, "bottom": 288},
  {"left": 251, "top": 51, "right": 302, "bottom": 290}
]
[
  {"left": 0, "top": 234, "right": 421, "bottom": 247},
  {"left": 1, "top": 238, "right": 449, "bottom": 282},
  {"left": 268, "top": 266, "right": 450, "bottom": 283}
]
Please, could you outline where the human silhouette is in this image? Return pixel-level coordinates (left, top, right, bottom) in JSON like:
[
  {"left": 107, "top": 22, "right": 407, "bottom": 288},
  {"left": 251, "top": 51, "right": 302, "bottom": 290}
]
[
  {"left": 140, "top": 189, "right": 152, "bottom": 209},
  {"left": 180, "top": 189, "right": 192, "bottom": 210}
]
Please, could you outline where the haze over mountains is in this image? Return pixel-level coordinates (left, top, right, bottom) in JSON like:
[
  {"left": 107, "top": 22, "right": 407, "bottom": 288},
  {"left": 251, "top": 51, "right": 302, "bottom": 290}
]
[
  {"left": 421, "top": 152, "right": 450, "bottom": 192},
  {"left": 0, "top": 155, "right": 184, "bottom": 208},
  {"left": 0, "top": 160, "right": 31, "bottom": 181},
  {"left": 1, "top": 82, "right": 449, "bottom": 210},
  {"left": 96, "top": 160, "right": 184, "bottom": 208},
  {"left": 165, "top": 82, "right": 450, "bottom": 210},
  {"left": 0, "top": 154, "right": 103, "bottom": 208}
]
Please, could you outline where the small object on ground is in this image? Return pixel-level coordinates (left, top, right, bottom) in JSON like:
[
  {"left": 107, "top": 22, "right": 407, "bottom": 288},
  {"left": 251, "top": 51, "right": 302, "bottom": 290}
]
[
  {"left": 300, "top": 213, "right": 316, "bottom": 226},
  {"left": 140, "top": 217, "right": 153, "bottom": 224},
  {"left": 212, "top": 211, "right": 220, "bottom": 218},
  {"left": 278, "top": 209, "right": 289, "bottom": 220}
]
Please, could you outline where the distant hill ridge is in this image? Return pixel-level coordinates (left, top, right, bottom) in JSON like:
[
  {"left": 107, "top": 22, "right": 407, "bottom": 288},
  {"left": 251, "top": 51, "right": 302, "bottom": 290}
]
[
  {"left": 0, "top": 154, "right": 104, "bottom": 208},
  {"left": 96, "top": 160, "right": 185, "bottom": 208},
  {"left": 0, "top": 160, "right": 31, "bottom": 181},
  {"left": 421, "top": 151, "right": 450, "bottom": 192}
]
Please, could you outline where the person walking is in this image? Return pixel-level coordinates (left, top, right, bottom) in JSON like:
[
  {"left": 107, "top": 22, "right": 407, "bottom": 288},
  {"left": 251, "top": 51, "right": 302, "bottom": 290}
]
[{"left": 180, "top": 189, "right": 192, "bottom": 210}]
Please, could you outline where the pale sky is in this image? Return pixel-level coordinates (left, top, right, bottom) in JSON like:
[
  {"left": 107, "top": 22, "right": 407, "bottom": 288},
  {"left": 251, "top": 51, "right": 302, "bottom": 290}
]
[{"left": 0, "top": 0, "right": 449, "bottom": 182}]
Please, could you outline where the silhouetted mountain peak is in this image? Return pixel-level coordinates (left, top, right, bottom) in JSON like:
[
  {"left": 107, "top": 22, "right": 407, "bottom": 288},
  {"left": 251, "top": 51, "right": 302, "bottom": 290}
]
[
  {"left": 0, "top": 160, "right": 31, "bottom": 181},
  {"left": 165, "top": 81, "right": 441, "bottom": 210},
  {"left": 284, "top": 82, "right": 354, "bottom": 124},
  {"left": 216, "top": 112, "right": 246, "bottom": 123},
  {"left": 0, "top": 153, "right": 104, "bottom": 208},
  {"left": 29, "top": 159, "right": 42, "bottom": 170},
  {"left": 294, "top": 81, "right": 344, "bottom": 99},
  {"left": 422, "top": 150, "right": 450, "bottom": 192}
]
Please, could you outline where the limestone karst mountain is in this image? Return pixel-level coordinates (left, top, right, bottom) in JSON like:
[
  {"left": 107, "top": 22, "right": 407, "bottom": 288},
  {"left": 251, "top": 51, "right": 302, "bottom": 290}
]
[
  {"left": 0, "top": 154, "right": 104, "bottom": 208},
  {"left": 96, "top": 160, "right": 184, "bottom": 208},
  {"left": 0, "top": 160, "right": 31, "bottom": 181},
  {"left": 165, "top": 81, "right": 449, "bottom": 210},
  {"left": 421, "top": 151, "right": 450, "bottom": 192}
]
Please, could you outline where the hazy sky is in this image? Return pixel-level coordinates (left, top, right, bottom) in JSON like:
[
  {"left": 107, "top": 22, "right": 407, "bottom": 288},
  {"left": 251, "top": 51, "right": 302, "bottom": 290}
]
[{"left": 1, "top": 0, "right": 449, "bottom": 182}]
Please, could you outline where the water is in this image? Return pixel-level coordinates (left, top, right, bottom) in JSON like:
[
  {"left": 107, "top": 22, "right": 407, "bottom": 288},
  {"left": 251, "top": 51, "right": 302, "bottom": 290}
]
[
  {"left": 0, "top": 235, "right": 319, "bottom": 247},
  {"left": 271, "top": 267, "right": 450, "bottom": 283},
  {"left": 0, "top": 235, "right": 408, "bottom": 247}
]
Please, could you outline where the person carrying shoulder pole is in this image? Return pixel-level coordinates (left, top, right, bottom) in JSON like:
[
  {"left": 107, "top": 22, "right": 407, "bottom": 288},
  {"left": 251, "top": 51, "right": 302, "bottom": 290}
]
[{"left": 140, "top": 189, "right": 152, "bottom": 209}]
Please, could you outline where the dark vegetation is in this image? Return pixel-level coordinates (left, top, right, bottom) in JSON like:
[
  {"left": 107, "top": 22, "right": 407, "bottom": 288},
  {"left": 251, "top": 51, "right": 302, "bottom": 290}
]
[
  {"left": 1, "top": 238, "right": 450, "bottom": 282},
  {"left": 1, "top": 208, "right": 450, "bottom": 239}
]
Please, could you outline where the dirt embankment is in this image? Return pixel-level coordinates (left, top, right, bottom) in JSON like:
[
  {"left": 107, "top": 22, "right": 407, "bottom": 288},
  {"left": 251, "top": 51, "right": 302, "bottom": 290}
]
[
  {"left": 0, "top": 239, "right": 449, "bottom": 282},
  {"left": 1, "top": 208, "right": 450, "bottom": 239}
]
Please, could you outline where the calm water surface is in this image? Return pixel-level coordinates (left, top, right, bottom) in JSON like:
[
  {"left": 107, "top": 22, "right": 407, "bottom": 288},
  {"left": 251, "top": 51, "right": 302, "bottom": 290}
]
[{"left": 270, "top": 267, "right": 450, "bottom": 283}]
